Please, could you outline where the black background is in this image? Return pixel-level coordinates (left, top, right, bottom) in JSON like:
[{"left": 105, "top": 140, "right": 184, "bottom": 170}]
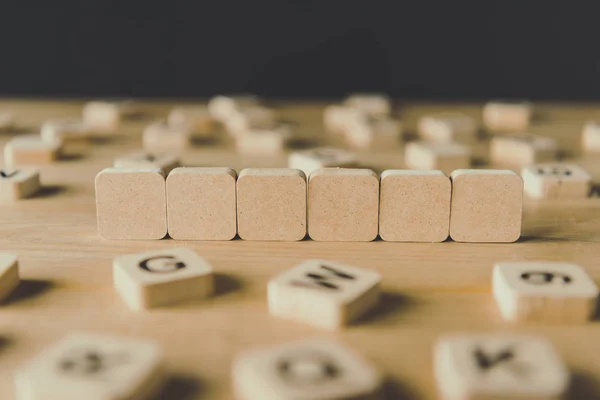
[{"left": 1, "top": 1, "right": 599, "bottom": 99}]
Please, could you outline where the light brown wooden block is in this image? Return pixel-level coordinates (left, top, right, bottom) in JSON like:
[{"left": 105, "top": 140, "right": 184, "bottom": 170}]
[
  {"left": 308, "top": 168, "right": 379, "bottom": 242},
  {"left": 235, "top": 126, "right": 292, "bottom": 155},
  {"left": 237, "top": 168, "right": 306, "bottom": 241},
  {"left": 142, "top": 121, "right": 191, "bottom": 153},
  {"left": 208, "top": 94, "right": 258, "bottom": 122},
  {"left": 582, "top": 120, "right": 600, "bottom": 152},
  {"left": 344, "top": 93, "right": 391, "bottom": 116},
  {"left": 379, "top": 170, "right": 450, "bottom": 242},
  {"left": 40, "top": 118, "right": 92, "bottom": 143},
  {"left": 435, "top": 334, "right": 569, "bottom": 400},
  {"left": 288, "top": 147, "right": 357, "bottom": 177},
  {"left": 0, "top": 252, "right": 19, "bottom": 303},
  {"left": 0, "top": 168, "right": 40, "bottom": 202},
  {"left": 483, "top": 100, "right": 533, "bottom": 131},
  {"left": 418, "top": 113, "right": 477, "bottom": 143},
  {"left": 233, "top": 337, "right": 383, "bottom": 400},
  {"left": 14, "top": 333, "right": 165, "bottom": 400},
  {"left": 113, "top": 247, "right": 214, "bottom": 310},
  {"left": 346, "top": 116, "right": 402, "bottom": 150},
  {"left": 225, "top": 106, "right": 276, "bottom": 137},
  {"left": 95, "top": 168, "right": 167, "bottom": 240},
  {"left": 450, "top": 169, "right": 523, "bottom": 243},
  {"left": 522, "top": 164, "right": 592, "bottom": 199},
  {"left": 404, "top": 141, "right": 471, "bottom": 174},
  {"left": 113, "top": 151, "right": 179, "bottom": 174},
  {"left": 4, "top": 134, "right": 61, "bottom": 166},
  {"left": 490, "top": 134, "right": 558, "bottom": 167},
  {"left": 268, "top": 259, "right": 381, "bottom": 330},
  {"left": 493, "top": 261, "right": 598, "bottom": 323},
  {"left": 0, "top": 112, "right": 15, "bottom": 131},
  {"left": 166, "top": 167, "right": 237, "bottom": 240},
  {"left": 323, "top": 105, "right": 367, "bottom": 135},
  {"left": 167, "top": 105, "right": 214, "bottom": 135}
]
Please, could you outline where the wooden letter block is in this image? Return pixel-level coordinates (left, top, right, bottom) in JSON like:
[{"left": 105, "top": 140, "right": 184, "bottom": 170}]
[
  {"left": 323, "top": 104, "right": 367, "bottom": 134},
  {"left": 95, "top": 168, "right": 167, "bottom": 240},
  {"left": 418, "top": 113, "right": 478, "bottom": 143},
  {"left": 167, "top": 105, "right": 214, "bottom": 135},
  {"left": 225, "top": 106, "right": 276, "bottom": 137},
  {"left": 522, "top": 164, "right": 592, "bottom": 199},
  {"left": 4, "top": 134, "right": 61, "bottom": 166},
  {"left": 166, "top": 167, "right": 237, "bottom": 240},
  {"left": 0, "top": 168, "right": 40, "bottom": 202},
  {"left": 582, "top": 121, "right": 600, "bottom": 152},
  {"left": 345, "top": 116, "right": 402, "bottom": 150},
  {"left": 308, "top": 168, "right": 379, "bottom": 242},
  {"left": 344, "top": 93, "right": 391, "bottom": 116},
  {"left": 379, "top": 170, "right": 450, "bottom": 242},
  {"left": 288, "top": 147, "right": 357, "bottom": 177},
  {"left": 14, "top": 333, "right": 165, "bottom": 400},
  {"left": 490, "top": 134, "right": 557, "bottom": 167},
  {"left": 237, "top": 168, "right": 306, "bottom": 241},
  {"left": 493, "top": 261, "right": 598, "bottom": 323},
  {"left": 40, "top": 118, "right": 92, "bottom": 143},
  {"left": 0, "top": 252, "right": 19, "bottom": 303},
  {"left": 233, "top": 338, "right": 383, "bottom": 400},
  {"left": 268, "top": 259, "right": 381, "bottom": 330},
  {"left": 235, "top": 127, "right": 292, "bottom": 155},
  {"left": 483, "top": 100, "right": 533, "bottom": 131},
  {"left": 435, "top": 334, "right": 569, "bottom": 400},
  {"left": 113, "top": 151, "right": 179, "bottom": 174},
  {"left": 208, "top": 94, "right": 258, "bottom": 122},
  {"left": 113, "top": 247, "right": 213, "bottom": 310},
  {"left": 82, "top": 100, "right": 138, "bottom": 133},
  {"left": 142, "top": 121, "right": 191, "bottom": 153},
  {"left": 404, "top": 141, "right": 471, "bottom": 174},
  {"left": 450, "top": 170, "right": 523, "bottom": 243}
]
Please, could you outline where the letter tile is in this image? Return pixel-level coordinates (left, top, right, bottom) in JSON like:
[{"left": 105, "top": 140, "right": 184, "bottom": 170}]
[
  {"left": 522, "top": 164, "right": 592, "bottom": 199},
  {"left": 208, "top": 94, "right": 259, "bottom": 122},
  {"left": 344, "top": 93, "right": 391, "bottom": 116},
  {"left": 0, "top": 167, "right": 40, "bottom": 202},
  {"left": 483, "top": 100, "right": 533, "bottom": 132},
  {"left": 404, "top": 141, "right": 471, "bottom": 174},
  {"left": 582, "top": 121, "right": 600, "bottom": 153},
  {"left": 142, "top": 121, "right": 192, "bottom": 153},
  {"left": 235, "top": 126, "right": 292, "bottom": 155},
  {"left": 4, "top": 134, "right": 62, "bottom": 166},
  {"left": 40, "top": 118, "right": 93, "bottom": 143},
  {"left": 288, "top": 147, "right": 357, "bottom": 177},
  {"left": 345, "top": 116, "right": 402, "bottom": 150},
  {"left": 167, "top": 105, "right": 214, "bottom": 135},
  {"left": 113, "top": 151, "right": 179, "bottom": 174},
  {"left": 490, "top": 134, "right": 557, "bottom": 167},
  {"left": 418, "top": 113, "right": 478, "bottom": 143}
]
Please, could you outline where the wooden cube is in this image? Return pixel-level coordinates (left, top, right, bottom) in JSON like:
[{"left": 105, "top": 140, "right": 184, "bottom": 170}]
[
  {"left": 0, "top": 252, "right": 19, "bottom": 302},
  {"left": 225, "top": 106, "right": 276, "bottom": 137},
  {"left": 208, "top": 94, "right": 258, "bottom": 122},
  {"left": 166, "top": 167, "right": 237, "bottom": 241},
  {"left": 268, "top": 259, "right": 381, "bottom": 330},
  {"left": 233, "top": 338, "right": 383, "bottom": 400},
  {"left": 308, "top": 168, "right": 379, "bottom": 242},
  {"left": 450, "top": 170, "right": 523, "bottom": 243},
  {"left": 522, "top": 164, "right": 592, "bottom": 199},
  {"left": 404, "top": 141, "right": 471, "bottom": 174},
  {"left": 490, "top": 134, "right": 558, "bottom": 167},
  {"left": 40, "top": 118, "right": 92, "bottom": 143},
  {"left": 435, "top": 334, "right": 569, "bottom": 400},
  {"left": 582, "top": 120, "right": 600, "bottom": 152},
  {"left": 379, "top": 170, "right": 450, "bottom": 242},
  {"left": 493, "top": 261, "right": 598, "bottom": 323},
  {"left": 346, "top": 116, "right": 402, "bottom": 150},
  {"left": 0, "top": 112, "right": 15, "bottom": 131},
  {"left": 344, "top": 93, "right": 391, "bottom": 116},
  {"left": 82, "top": 100, "right": 139, "bottom": 133},
  {"left": 95, "top": 168, "right": 167, "bottom": 240},
  {"left": 235, "top": 126, "right": 292, "bottom": 155},
  {"left": 418, "top": 113, "right": 477, "bottom": 143},
  {"left": 113, "top": 247, "right": 214, "bottom": 310},
  {"left": 142, "top": 121, "right": 191, "bottom": 153},
  {"left": 113, "top": 151, "right": 179, "bottom": 174},
  {"left": 288, "top": 147, "right": 357, "bottom": 177},
  {"left": 4, "top": 134, "right": 61, "bottom": 166},
  {"left": 323, "top": 105, "right": 366, "bottom": 134},
  {"left": 237, "top": 168, "right": 306, "bottom": 241},
  {"left": 167, "top": 105, "right": 214, "bottom": 135},
  {"left": 0, "top": 168, "right": 40, "bottom": 202},
  {"left": 14, "top": 333, "right": 165, "bottom": 400},
  {"left": 483, "top": 100, "right": 533, "bottom": 131}
]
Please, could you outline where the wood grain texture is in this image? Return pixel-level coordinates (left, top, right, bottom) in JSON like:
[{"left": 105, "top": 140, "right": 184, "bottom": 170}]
[{"left": 0, "top": 99, "right": 599, "bottom": 399}]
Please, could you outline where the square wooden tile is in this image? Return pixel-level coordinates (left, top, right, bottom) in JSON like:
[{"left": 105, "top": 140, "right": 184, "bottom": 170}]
[
  {"left": 582, "top": 121, "right": 600, "bottom": 153},
  {"left": 40, "top": 118, "right": 93, "bottom": 143},
  {"left": 418, "top": 113, "right": 477, "bottom": 143},
  {"left": 344, "top": 93, "right": 391, "bottom": 116},
  {"left": 113, "top": 151, "right": 179, "bottom": 174},
  {"left": 142, "top": 121, "right": 192, "bottom": 154},
  {"left": 235, "top": 126, "right": 292, "bottom": 155},
  {"left": 483, "top": 100, "right": 532, "bottom": 131},
  {"left": 167, "top": 105, "right": 214, "bottom": 135},
  {"left": 208, "top": 94, "right": 258, "bottom": 122},
  {"left": 225, "top": 106, "right": 276, "bottom": 137},
  {"left": 323, "top": 104, "right": 367, "bottom": 134},
  {"left": 405, "top": 141, "right": 471, "bottom": 175},
  {"left": 289, "top": 147, "right": 357, "bottom": 177},
  {"left": 346, "top": 116, "right": 402, "bottom": 150},
  {"left": 4, "top": 134, "right": 61, "bottom": 166},
  {"left": 490, "top": 134, "right": 557, "bottom": 167},
  {"left": 0, "top": 252, "right": 19, "bottom": 303},
  {"left": 82, "top": 100, "right": 138, "bottom": 133},
  {"left": 522, "top": 164, "right": 592, "bottom": 199},
  {"left": 0, "top": 167, "right": 40, "bottom": 202}
]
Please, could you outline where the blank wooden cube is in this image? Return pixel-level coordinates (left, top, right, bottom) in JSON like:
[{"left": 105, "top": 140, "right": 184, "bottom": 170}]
[
  {"left": 582, "top": 121, "right": 600, "bottom": 152},
  {"left": 344, "top": 93, "right": 391, "bottom": 116},
  {"left": 14, "top": 333, "right": 165, "bottom": 400},
  {"left": 435, "top": 334, "right": 569, "bottom": 400},
  {"left": 404, "top": 141, "right": 471, "bottom": 174},
  {"left": 490, "top": 134, "right": 558, "bottom": 167},
  {"left": 0, "top": 168, "right": 40, "bottom": 202},
  {"left": 237, "top": 168, "right": 306, "bottom": 241},
  {"left": 483, "top": 100, "right": 533, "bottom": 131},
  {"left": 0, "top": 252, "right": 19, "bottom": 303},
  {"left": 323, "top": 105, "right": 367, "bottom": 134},
  {"left": 113, "top": 247, "right": 213, "bottom": 310},
  {"left": 268, "top": 259, "right": 381, "bottom": 330},
  {"left": 308, "top": 168, "right": 379, "bottom": 242},
  {"left": 225, "top": 106, "right": 276, "bottom": 137},
  {"left": 0, "top": 112, "right": 15, "bottom": 131},
  {"left": 288, "top": 147, "right": 357, "bottom": 177},
  {"left": 4, "top": 134, "right": 61, "bottom": 166},
  {"left": 166, "top": 167, "right": 237, "bottom": 240},
  {"left": 233, "top": 338, "right": 382, "bottom": 400},
  {"left": 167, "top": 105, "right": 214, "bottom": 135},
  {"left": 235, "top": 126, "right": 292, "bottom": 155},
  {"left": 40, "top": 118, "right": 92, "bottom": 143},
  {"left": 208, "top": 94, "right": 258, "bottom": 122},
  {"left": 95, "top": 168, "right": 167, "bottom": 240},
  {"left": 450, "top": 170, "right": 523, "bottom": 243},
  {"left": 346, "top": 116, "right": 402, "bottom": 150},
  {"left": 493, "top": 261, "right": 598, "bottom": 323},
  {"left": 114, "top": 151, "right": 179, "bottom": 174},
  {"left": 522, "top": 164, "right": 592, "bottom": 199},
  {"left": 142, "top": 121, "right": 191, "bottom": 153},
  {"left": 418, "top": 113, "right": 477, "bottom": 143},
  {"left": 379, "top": 170, "right": 450, "bottom": 242}
]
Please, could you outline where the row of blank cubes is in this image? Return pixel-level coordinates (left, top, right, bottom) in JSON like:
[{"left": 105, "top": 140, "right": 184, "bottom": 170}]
[{"left": 96, "top": 167, "right": 523, "bottom": 242}]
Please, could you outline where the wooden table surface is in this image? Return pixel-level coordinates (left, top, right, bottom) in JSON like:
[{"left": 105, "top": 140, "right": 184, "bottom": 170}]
[{"left": 0, "top": 99, "right": 599, "bottom": 399}]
